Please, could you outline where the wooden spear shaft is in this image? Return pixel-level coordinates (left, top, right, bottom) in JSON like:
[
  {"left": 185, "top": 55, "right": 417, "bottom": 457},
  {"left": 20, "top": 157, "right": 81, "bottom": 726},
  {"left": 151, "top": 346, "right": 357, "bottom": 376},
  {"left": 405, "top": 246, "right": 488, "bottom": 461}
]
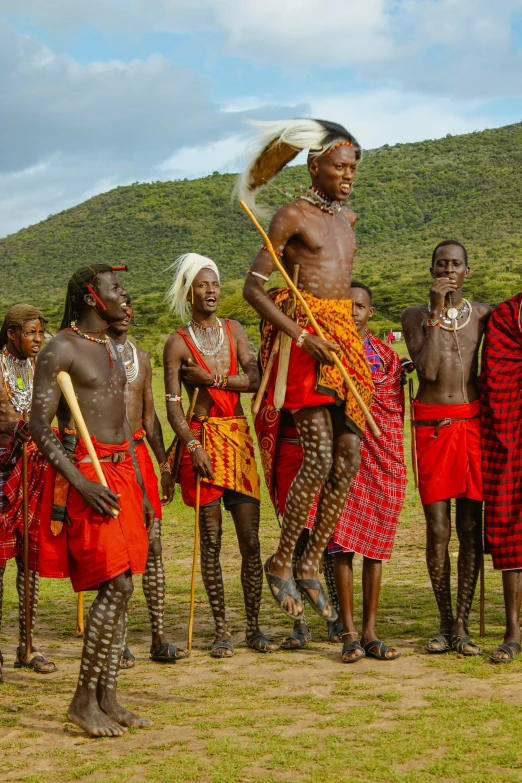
[
  {"left": 187, "top": 426, "right": 204, "bottom": 653},
  {"left": 240, "top": 200, "right": 380, "bottom": 438},
  {"left": 22, "top": 414, "right": 31, "bottom": 662}
]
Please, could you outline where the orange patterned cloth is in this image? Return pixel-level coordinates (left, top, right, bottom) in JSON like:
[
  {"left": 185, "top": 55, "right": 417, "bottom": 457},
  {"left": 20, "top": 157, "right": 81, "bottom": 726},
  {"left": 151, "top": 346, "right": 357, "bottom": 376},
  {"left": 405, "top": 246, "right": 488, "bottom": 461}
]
[
  {"left": 178, "top": 416, "right": 261, "bottom": 508},
  {"left": 260, "top": 288, "right": 373, "bottom": 437}
]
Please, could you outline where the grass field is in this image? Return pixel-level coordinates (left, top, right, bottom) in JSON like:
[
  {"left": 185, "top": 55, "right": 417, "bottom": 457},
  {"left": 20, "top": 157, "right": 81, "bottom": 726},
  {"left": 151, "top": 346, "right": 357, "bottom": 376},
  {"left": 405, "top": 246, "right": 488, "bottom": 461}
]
[{"left": 1, "top": 364, "right": 521, "bottom": 783}]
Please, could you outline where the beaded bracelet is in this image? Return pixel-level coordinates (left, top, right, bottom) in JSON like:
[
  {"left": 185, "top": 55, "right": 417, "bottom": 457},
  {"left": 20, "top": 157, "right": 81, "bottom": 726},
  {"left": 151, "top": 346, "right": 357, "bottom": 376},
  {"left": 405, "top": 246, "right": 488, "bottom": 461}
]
[
  {"left": 296, "top": 329, "right": 309, "bottom": 348},
  {"left": 211, "top": 374, "right": 229, "bottom": 390},
  {"left": 159, "top": 462, "right": 171, "bottom": 475},
  {"left": 166, "top": 393, "right": 183, "bottom": 403},
  {"left": 187, "top": 439, "right": 202, "bottom": 454},
  {"left": 426, "top": 318, "right": 441, "bottom": 328}
]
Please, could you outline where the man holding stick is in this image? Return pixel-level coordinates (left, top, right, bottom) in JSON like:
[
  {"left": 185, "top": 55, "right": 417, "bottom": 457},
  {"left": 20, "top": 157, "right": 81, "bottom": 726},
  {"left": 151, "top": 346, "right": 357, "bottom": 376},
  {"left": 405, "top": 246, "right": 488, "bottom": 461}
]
[
  {"left": 107, "top": 300, "right": 188, "bottom": 666},
  {"left": 402, "top": 241, "right": 491, "bottom": 655},
  {"left": 31, "top": 265, "right": 152, "bottom": 737},
  {"left": 163, "top": 253, "right": 277, "bottom": 658},
  {"left": 0, "top": 305, "right": 57, "bottom": 679},
  {"left": 239, "top": 118, "right": 374, "bottom": 621}
]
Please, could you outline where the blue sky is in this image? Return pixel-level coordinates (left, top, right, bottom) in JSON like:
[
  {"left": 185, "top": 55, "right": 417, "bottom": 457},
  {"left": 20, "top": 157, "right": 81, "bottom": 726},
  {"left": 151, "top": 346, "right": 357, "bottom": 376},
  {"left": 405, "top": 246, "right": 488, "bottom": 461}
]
[{"left": 1, "top": 0, "right": 521, "bottom": 237}]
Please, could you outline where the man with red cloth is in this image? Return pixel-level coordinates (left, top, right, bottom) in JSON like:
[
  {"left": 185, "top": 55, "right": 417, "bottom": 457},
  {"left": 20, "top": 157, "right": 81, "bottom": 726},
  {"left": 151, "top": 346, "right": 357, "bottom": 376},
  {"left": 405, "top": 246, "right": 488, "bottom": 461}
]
[
  {"left": 163, "top": 253, "right": 277, "bottom": 658},
  {"left": 107, "top": 301, "right": 188, "bottom": 666},
  {"left": 403, "top": 240, "right": 491, "bottom": 656},
  {"left": 480, "top": 292, "right": 522, "bottom": 663},
  {"left": 31, "top": 264, "right": 153, "bottom": 738},
  {"left": 0, "top": 304, "right": 56, "bottom": 679}
]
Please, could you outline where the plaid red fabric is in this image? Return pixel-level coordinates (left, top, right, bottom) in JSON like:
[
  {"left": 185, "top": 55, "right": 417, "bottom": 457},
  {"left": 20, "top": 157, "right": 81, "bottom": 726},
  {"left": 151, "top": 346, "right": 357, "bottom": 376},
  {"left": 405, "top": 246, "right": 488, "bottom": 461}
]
[
  {"left": 327, "top": 333, "right": 407, "bottom": 559},
  {"left": 0, "top": 441, "right": 49, "bottom": 570},
  {"left": 481, "top": 293, "right": 522, "bottom": 570}
]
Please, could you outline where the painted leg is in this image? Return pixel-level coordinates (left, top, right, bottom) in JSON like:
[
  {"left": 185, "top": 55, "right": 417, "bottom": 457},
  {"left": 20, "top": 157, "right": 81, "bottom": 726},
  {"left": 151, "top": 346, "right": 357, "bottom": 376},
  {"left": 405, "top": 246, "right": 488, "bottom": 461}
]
[
  {"left": 266, "top": 406, "right": 335, "bottom": 617},
  {"left": 199, "top": 503, "right": 233, "bottom": 657},
  {"left": 66, "top": 573, "right": 134, "bottom": 737},
  {"left": 423, "top": 500, "right": 454, "bottom": 651},
  {"left": 15, "top": 557, "right": 56, "bottom": 672},
  {"left": 323, "top": 549, "right": 343, "bottom": 641},
  {"left": 281, "top": 529, "right": 311, "bottom": 649},
  {"left": 0, "top": 564, "right": 5, "bottom": 681},
  {"left": 298, "top": 409, "right": 361, "bottom": 619},
  {"left": 97, "top": 603, "right": 152, "bottom": 729},
  {"left": 453, "top": 498, "right": 482, "bottom": 654}
]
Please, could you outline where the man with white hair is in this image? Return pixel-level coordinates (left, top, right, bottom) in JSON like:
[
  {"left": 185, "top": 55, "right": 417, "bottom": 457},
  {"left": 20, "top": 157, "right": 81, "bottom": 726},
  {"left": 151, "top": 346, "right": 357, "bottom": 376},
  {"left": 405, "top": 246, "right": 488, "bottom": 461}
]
[
  {"left": 240, "top": 119, "right": 373, "bottom": 636},
  {"left": 163, "top": 254, "right": 278, "bottom": 658}
]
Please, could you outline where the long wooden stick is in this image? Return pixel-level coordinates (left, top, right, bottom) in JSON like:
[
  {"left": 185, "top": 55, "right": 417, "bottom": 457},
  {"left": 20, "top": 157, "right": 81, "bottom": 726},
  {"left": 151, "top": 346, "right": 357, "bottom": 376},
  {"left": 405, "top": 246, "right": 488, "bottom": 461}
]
[
  {"left": 22, "top": 430, "right": 31, "bottom": 662},
  {"left": 240, "top": 200, "right": 380, "bottom": 438},
  {"left": 274, "top": 264, "right": 300, "bottom": 410},
  {"left": 252, "top": 335, "right": 280, "bottom": 418},
  {"left": 480, "top": 554, "right": 485, "bottom": 637},
  {"left": 408, "top": 378, "right": 419, "bottom": 490},
  {"left": 75, "top": 592, "right": 85, "bottom": 636},
  {"left": 57, "top": 371, "right": 119, "bottom": 516},
  {"left": 187, "top": 427, "right": 204, "bottom": 653}
]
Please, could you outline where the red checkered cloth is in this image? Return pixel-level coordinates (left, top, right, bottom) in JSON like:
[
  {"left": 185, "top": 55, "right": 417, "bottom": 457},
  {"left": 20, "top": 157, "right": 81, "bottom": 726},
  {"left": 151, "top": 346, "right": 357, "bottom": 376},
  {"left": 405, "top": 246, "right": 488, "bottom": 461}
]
[
  {"left": 0, "top": 440, "right": 50, "bottom": 571},
  {"left": 326, "top": 333, "right": 407, "bottom": 559},
  {"left": 481, "top": 292, "right": 522, "bottom": 570}
]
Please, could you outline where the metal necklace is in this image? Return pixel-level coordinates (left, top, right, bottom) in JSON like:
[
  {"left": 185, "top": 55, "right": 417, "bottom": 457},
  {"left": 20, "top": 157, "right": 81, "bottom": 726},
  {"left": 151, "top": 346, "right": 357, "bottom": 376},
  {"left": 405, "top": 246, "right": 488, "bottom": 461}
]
[
  {"left": 117, "top": 339, "right": 139, "bottom": 383},
  {"left": 188, "top": 318, "right": 224, "bottom": 356},
  {"left": 0, "top": 348, "right": 34, "bottom": 414},
  {"left": 439, "top": 298, "right": 472, "bottom": 331}
]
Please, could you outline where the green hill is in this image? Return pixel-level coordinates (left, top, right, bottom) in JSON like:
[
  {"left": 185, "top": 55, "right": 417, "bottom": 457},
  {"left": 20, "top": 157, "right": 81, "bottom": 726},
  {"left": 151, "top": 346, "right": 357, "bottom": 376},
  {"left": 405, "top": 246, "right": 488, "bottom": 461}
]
[{"left": 1, "top": 122, "right": 521, "bottom": 361}]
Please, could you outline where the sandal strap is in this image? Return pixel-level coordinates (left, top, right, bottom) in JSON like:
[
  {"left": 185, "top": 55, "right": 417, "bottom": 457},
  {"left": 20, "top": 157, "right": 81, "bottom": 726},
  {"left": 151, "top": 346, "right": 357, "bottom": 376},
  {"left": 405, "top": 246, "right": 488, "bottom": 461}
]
[{"left": 342, "top": 640, "right": 363, "bottom": 653}]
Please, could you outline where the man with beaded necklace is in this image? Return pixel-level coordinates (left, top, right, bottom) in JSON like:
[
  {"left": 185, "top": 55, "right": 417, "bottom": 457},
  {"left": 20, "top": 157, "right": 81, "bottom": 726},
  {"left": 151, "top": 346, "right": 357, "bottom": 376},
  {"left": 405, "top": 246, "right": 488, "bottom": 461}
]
[
  {"left": 402, "top": 240, "right": 491, "bottom": 656},
  {"left": 163, "top": 253, "right": 278, "bottom": 657},
  {"left": 107, "top": 298, "right": 188, "bottom": 666},
  {"left": 0, "top": 304, "right": 57, "bottom": 679}
]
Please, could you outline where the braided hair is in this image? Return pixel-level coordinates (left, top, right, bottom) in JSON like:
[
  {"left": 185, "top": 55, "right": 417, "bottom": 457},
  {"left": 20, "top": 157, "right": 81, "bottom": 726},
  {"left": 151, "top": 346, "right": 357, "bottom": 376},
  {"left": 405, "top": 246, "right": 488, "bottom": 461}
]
[
  {"left": 60, "top": 264, "right": 127, "bottom": 329},
  {"left": 0, "top": 304, "right": 48, "bottom": 349}
]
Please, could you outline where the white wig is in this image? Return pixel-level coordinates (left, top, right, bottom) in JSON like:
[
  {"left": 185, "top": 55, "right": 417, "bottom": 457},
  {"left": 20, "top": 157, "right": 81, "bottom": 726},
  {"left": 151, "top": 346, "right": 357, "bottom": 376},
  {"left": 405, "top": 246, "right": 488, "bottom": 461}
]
[
  {"left": 234, "top": 118, "right": 361, "bottom": 218},
  {"left": 164, "top": 253, "right": 220, "bottom": 321}
]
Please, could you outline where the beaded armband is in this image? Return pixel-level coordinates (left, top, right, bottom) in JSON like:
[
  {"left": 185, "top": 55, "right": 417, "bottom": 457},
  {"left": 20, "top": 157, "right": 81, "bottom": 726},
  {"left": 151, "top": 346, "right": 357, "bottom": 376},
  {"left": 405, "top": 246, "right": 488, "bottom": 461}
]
[
  {"left": 247, "top": 269, "right": 270, "bottom": 282},
  {"left": 426, "top": 318, "right": 441, "bottom": 328},
  {"left": 166, "top": 394, "right": 183, "bottom": 403},
  {"left": 187, "top": 439, "right": 202, "bottom": 454},
  {"left": 159, "top": 462, "right": 171, "bottom": 475},
  {"left": 261, "top": 244, "right": 283, "bottom": 257},
  {"left": 296, "top": 329, "right": 309, "bottom": 348}
]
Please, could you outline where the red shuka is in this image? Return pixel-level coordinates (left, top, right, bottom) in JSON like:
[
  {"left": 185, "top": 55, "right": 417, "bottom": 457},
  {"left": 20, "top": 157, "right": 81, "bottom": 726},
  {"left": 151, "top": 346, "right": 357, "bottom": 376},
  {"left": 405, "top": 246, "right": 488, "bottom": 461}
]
[
  {"left": 133, "top": 428, "right": 162, "bottom": 519},
  {"left": 481, "top": 293, "right": 522, "bottom": 570},
  {"left": 39, "top": 438, "right": 148, "bottom": 592},
  {"left": 414, "top": 399, "right": 483, "bottom": 506}
]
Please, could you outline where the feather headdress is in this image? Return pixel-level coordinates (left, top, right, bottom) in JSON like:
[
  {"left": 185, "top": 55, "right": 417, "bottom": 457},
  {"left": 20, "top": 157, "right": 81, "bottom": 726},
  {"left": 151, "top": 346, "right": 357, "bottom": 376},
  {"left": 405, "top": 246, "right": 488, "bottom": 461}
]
[
  {"left": 164, "top": 253, "right": 220, "bottom": 322},
  {"left": 235, "top": 118, "right": 361, "bottom": 218}
]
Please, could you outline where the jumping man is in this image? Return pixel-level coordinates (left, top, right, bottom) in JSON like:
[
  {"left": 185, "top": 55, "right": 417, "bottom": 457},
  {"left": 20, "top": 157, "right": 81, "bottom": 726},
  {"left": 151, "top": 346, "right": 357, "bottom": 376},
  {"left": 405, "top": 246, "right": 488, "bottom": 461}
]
[
  {"left": 107, "top": 301, "right": 188, "bottom": 666},
  {"left": 32, "top": 265, "right": 153, "bottom": 737},
  {"left": 240, "top": 119, "right": 373, "bottom": 621},
  {"left": 163, "top": 253, "right": 277, "bottom": 658},
  {"left": 402, "top": 241, "right": 491, "bottom": 656},
  {"left": 0, "top": 305, "right": 56, "bottom": 679}
]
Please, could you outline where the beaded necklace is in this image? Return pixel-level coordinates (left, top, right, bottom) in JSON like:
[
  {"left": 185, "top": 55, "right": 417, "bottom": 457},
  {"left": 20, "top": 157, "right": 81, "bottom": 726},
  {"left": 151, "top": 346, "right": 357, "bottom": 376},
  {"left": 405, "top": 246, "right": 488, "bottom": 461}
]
[
  {"left": 0, "top": 348, "right": 34, "bottom": 414},
  {"left": 117, "top": 339, "right": 139, "bottom": 383},
  {"left": 282, "top": 185, "right": 343, "bottom": 215},
  {"left": 69, "top": 321, "right": 117, "bottom": 366}
]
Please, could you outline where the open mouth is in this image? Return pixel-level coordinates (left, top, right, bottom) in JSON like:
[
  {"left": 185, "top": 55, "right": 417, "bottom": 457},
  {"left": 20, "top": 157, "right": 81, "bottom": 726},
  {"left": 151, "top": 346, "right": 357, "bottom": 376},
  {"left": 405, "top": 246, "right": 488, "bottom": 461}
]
[
  {"left": 205, "top": 296, "right": 217, "bottom": 305},
  {"left": 340, "top": 184, "right": 351, "bottom": 196}
]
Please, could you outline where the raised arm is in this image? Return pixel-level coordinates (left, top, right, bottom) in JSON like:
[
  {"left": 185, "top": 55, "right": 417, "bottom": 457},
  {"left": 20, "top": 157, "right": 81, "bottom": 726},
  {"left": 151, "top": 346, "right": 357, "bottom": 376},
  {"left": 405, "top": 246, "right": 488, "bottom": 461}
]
[
  {"left": 242, "top": 203, "right": 339, "bottom": 365},
  {"left": 29, "top": 338, "right": 121, "bottom": 517}
]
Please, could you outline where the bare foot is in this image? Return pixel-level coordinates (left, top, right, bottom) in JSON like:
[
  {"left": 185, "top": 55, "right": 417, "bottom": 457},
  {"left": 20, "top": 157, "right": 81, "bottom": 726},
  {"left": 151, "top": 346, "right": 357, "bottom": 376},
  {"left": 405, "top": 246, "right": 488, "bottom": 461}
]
[
  {"left": 100, "top": 697, "right": 152, "bottom": 729},
  {"left": 67, "top": 698, "right": 127, "bottom": 737}
]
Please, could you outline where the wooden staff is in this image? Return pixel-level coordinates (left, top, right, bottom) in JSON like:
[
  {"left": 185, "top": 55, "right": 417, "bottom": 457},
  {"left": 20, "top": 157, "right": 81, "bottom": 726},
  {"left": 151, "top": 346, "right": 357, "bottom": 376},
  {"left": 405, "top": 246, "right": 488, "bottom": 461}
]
[
  {"left": 252, "top": 335, "right": 280, "bottom": 418},
  {"left": 273, "top": 264, "right": 300, "bottom": 410},
  {"left": 479, "top": 552, "right": 485, "bottom": 637},
  {"left": 75, "top": 592, "right": 85, "bottom": 636},
  {"left": 22, "top": 413, "right": 31, "bottom": 662},
  {"left": 187, "top": 427, "right": 205, "bottom": 653},
  {"left": 240, "top": 200, "right": 380, "bottom": 438},
  {"left": 57, "top": 372, "right": 119, "bottom": 516},
  {"left": 408, "top": 378, "right": 419, "bottom": 490},
  {"left": 170, "top": 387, "right": 200, "bottom": 485}
]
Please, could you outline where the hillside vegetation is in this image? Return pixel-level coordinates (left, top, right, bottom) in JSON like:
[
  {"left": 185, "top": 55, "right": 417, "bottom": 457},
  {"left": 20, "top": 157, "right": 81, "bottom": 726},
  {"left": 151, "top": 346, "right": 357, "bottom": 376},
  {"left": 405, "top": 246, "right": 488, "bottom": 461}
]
[{"left": 1, "top": 122, "right": 521, "bottom": 360}]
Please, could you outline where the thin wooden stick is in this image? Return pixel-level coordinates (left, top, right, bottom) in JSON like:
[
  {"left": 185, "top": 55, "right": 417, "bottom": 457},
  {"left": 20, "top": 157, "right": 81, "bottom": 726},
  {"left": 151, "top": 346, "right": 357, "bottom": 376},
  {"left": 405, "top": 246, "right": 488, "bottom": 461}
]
[
  {"left": 57, "top": 371, "right": 119, "bottom": 516},
  {"left": 75, "top": 591, "right": 85, "bottom": 636},
  {"left": 187, "top": 427, "right": 204, "bottom": 653},
  {"left": 22, "top": 426, "right": 31, "bottom": 662},
  {"left": 274, "top": 264, "right": 300, "bottom": 409},
  {"left": 252, "top": 335, "right": 280, "bottom": 418},
  {"left": 408, "top": 378, "right": 419, "bottom": 490},
  {"left": 240, "top": 200, "right": 380, "bottom": 438},
  {"left": 480, "top": 553, "right": 485, "bottom": 637}
]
